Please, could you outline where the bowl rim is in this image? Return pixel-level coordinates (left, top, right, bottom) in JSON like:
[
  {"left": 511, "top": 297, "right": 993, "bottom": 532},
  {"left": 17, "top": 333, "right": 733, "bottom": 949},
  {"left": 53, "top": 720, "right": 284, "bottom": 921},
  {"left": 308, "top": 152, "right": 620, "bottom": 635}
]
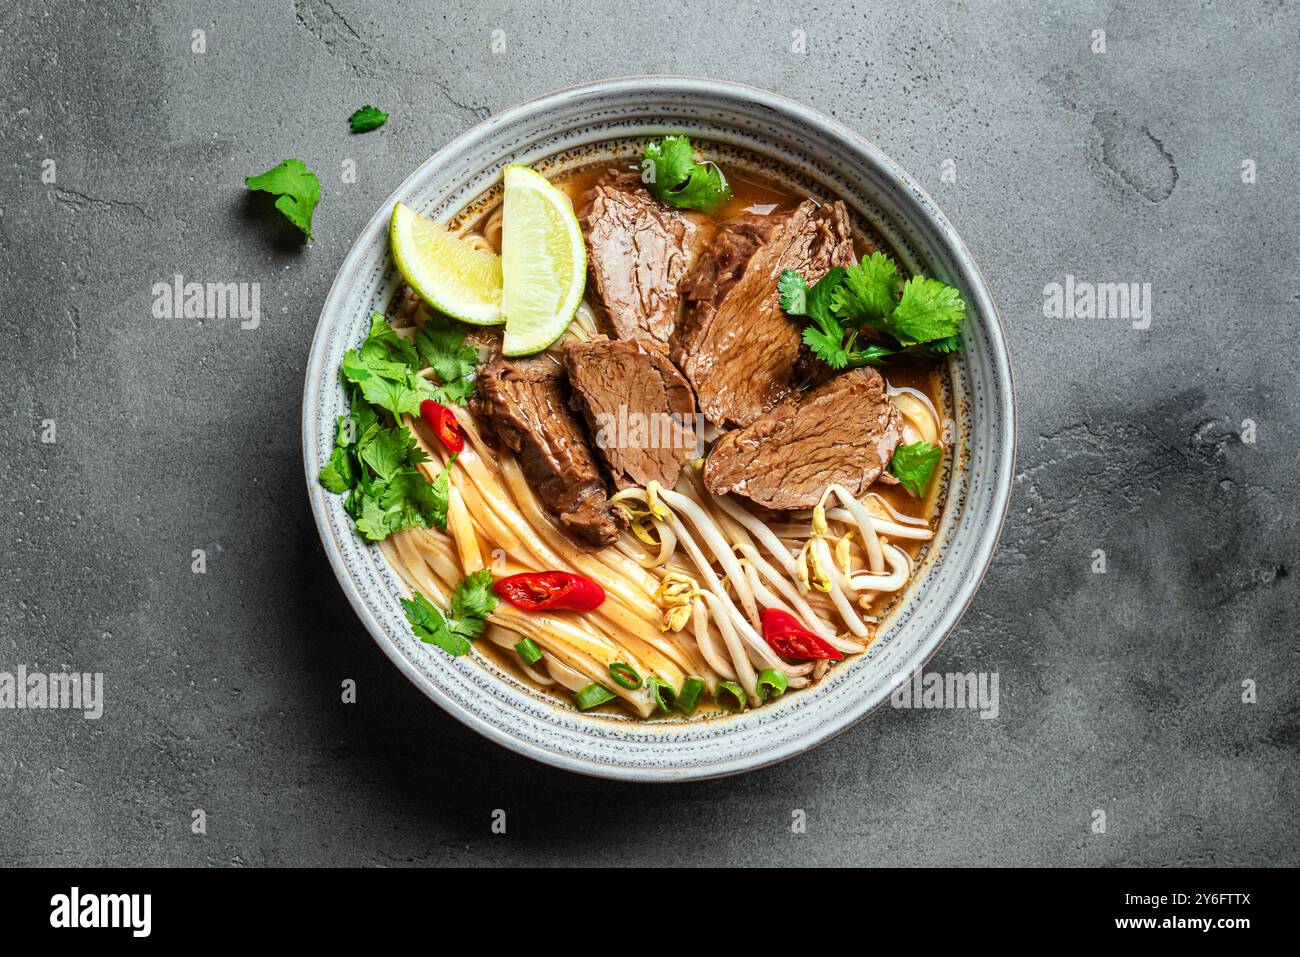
[{"left": 302, "top": 75, "right": 1017, "bottom": 781}]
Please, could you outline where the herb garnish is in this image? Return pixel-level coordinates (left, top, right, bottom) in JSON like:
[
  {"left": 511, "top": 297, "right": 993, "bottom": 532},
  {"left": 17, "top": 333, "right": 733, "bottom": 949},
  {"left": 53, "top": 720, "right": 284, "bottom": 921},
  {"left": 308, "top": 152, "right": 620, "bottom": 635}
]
[
  {"left": 641, "top": 135, "right": 732, "bottom": 213},
  {"left": 319, "top": 311, "right": 480, "bottom": 541},
  {"left": 244, "top": 159, "right": 321, "bottom": 238},
  {"left": 779, "top": 252, "right": 967, "bottom": 368},
  {"left": 348, "top": 105, "right": 389, "bottom": 133},
  {"left": 401, "top": 570, "right": 499, "bottom": 657},
  {"left": 888, "top": 441, "right": 942, "bottom": 497}
]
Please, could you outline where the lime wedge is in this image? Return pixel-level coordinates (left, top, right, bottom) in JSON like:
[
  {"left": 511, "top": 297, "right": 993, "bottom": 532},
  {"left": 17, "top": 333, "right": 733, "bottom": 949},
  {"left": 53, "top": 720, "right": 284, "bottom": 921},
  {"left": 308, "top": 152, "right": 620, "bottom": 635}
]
[
  {"left": 500, "top": 165, "right": 586, "bottom": 356},
  {"left": 390, "top": 202, "right": 503, "bottom": 325}
]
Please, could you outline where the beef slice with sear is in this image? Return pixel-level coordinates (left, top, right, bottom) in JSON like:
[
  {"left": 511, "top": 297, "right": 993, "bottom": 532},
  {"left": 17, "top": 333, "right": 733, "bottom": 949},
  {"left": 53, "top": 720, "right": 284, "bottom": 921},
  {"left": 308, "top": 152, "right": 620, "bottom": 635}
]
[
  {"left": 470, "top": 351, "right": 623, "bottom": 546},
  {"left": 703, "top": 366, "right": 903, "bottom": 510},
  {"left": 672, "top": 199, "right": 855, "bottom": 429},
  {"left": 564, "top": 336, "right": 699, "bottom": 490},
  {"left": 578, "top": 170, "right": 704, "bottom": 351}
]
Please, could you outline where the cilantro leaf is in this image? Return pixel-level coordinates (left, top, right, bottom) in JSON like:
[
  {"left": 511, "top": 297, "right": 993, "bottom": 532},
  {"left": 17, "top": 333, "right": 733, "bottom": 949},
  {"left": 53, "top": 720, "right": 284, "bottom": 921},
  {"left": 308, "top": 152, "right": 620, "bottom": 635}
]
[
  {"left": 779, "top": 267, "right": 844, "bottom": 325},
  {"left": 401, "top": 592, "right": 471, "bottom": 657},
  {"left": 414, "top": 315, "right": 479, "bottom": 403},
  {"left": 348, "top": 105, "right": 388, "bottom": 134},
  {"left": 832, "top": 251, "right": 899, "bottom": 323},
  {"left": 400, "top": 591, "right": 444, "bottom": 636},
  {"left": 358, "top": 425, "right": 427, "bottom": 481},
  {"left": 320, "top": 309, "right": 479, "bottom": 542},
  {"left": 342, "top": 347, "right": 410, "bottom": 385},
  {"left": 354, "top": 494, "right": 394, "bottom": 541},
  {"left": 319, "top": 446, "right": 354, "bottom": 493},
  {"left": 356, "top": 375, "right": 425, "bottom": 417},
  {"left": 401, "top": 571, "right": 498, "bottom": 658},
  {"left": 360, "top": 312, "right": 421, "bottom": 369},
  {"left": 348, "top": 387, "right": 380, "bottom": 435},
  {"left": 888, "top": 442, "right": 942, "bottom": 497},
  {"left": 883, "top": 277, "right": 966, "bottom": 347},
  {"left": 784, "top": 267, "right": 891, "bottom": 369},
  {"left": 847, "top": 342, "right": 897, "bottom": 366},
  {"left": 450, "top": 568, "right": 498, "bottom": 625},
  {"left": 435, "top": 377, "right": 476, "bottom": 406},
  {"left": 244, "top": 159, "right": 320, "bottom": 238},
  {"left": 380, "top": 468, "right": 444, "bottom": 532},
  {"left": 427, "top": 457, "right": 453, "bottom": 532},
  {"left": 783, "top": 267, "right": 849, "bottom": 369},
  {"left": 922, "top": 334, "right": 963, "bottom": 355},
  {"left": 780, "top": 256, "right": 967, "bottom": 369},
  {"left": 642, "top": 136, "right": 732, "bottom": 213},
  {"left": 801, "top": 324, "right": 850, "bottom": 370}
]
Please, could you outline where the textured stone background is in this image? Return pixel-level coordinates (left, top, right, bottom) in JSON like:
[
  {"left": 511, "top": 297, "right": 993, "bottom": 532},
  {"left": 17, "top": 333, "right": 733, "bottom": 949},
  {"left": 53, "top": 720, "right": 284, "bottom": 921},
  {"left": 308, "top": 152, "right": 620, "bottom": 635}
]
[{"left": 1, "top": 0, "right": 1296, "bottom": 866}]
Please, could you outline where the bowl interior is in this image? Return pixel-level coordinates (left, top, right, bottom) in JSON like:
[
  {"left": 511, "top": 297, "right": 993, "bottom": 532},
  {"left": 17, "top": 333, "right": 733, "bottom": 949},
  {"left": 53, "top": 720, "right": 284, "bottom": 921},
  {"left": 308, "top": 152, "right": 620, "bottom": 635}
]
[{"left": 303, "top": 78, "right": 1014, "bottom": 781}]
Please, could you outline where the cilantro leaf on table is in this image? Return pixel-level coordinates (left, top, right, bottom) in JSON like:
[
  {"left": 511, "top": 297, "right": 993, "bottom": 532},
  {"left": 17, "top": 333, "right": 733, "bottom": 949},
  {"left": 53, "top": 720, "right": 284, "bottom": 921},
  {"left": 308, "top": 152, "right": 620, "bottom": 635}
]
[
  {"left": 888, "top": 441, "right": 942, "bottom": 497},
  {"left": 642, "top": 135, "right": 732, "bottom": 213},
  {"left": 400, "top": 569, "right": 498, "bottom": 658},
  {"left": 348, "top": 105, "right": 388, "bottom": 134},
  {"left": 244, "top": 159, "right": 320, "bottom": 238}
]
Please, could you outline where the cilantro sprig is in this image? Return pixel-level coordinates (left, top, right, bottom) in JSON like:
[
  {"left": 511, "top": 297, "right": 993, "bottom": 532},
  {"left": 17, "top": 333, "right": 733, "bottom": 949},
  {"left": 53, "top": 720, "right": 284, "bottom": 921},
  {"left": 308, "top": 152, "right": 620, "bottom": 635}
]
[
  {"left": 779, "top": 252, "right": 967, "bottom": 369},
  {"left": 244, "top": 159, "right": 321, "bottom": 239},
  {"left": 340, "top": 312, "right": 477, "bottom": 415},
  {"left": 641, "top": 135, "right": 732, "bottom": 213},
  {"left": 319, "top": 311, "right": 481, "bottom": 542},
  {"left": 401, "top": 570, "right": 499, "bottom": 657},
  {"left": 348, "top": 105, "right": 388, "bottom": 134},
  {"left": 888, "top": 441, "right": 942, "bottom": 497}
]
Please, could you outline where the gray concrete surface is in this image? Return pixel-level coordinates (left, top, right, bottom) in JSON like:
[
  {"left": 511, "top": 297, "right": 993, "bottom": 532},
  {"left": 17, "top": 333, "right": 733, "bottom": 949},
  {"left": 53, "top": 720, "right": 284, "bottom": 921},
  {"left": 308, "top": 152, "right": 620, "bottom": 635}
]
[{"left": 1, "top": 0, "right": 1297, "bottom": 867}]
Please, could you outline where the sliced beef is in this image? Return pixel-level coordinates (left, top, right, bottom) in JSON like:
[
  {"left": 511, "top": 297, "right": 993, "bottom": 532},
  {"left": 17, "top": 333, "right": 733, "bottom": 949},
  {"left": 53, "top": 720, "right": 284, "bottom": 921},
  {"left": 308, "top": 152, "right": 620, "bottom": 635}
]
[
  {"left": 703, "top": 367, "right": 903, "bottom": 510},
  {"left": 470, "top": 352, "right": 623, "bottom": 546},
  {"left": 578, "top": 171, "right": 703, "bottom": 351},
  {"left": 564, "top": 337, "right": 699, "bottom": 490},
  {"left": 672, "top": 199, "right": 855, "bottom": 429}
]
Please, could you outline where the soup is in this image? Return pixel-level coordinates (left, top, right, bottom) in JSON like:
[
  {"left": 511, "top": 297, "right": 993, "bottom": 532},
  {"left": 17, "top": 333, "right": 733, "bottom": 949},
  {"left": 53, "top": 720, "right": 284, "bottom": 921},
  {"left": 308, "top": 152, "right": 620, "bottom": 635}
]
[{"left": 328, "top": 138, "right": 961, "bottom": 719}]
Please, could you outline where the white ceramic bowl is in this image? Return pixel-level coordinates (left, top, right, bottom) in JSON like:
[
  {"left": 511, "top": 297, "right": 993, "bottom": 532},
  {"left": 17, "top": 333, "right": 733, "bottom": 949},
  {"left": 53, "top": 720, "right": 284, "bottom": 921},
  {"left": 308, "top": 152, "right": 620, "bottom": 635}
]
[{"left": 303, "top": 77, "right": 1016, "bottom": 781}]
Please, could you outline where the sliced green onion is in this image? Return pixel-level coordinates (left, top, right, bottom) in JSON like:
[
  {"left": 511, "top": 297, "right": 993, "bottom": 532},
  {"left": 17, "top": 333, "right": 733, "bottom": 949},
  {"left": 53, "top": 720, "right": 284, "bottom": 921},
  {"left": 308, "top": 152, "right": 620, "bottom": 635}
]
[
  {"left": 514, "top": 638, "right": 542, "bottom": 666},
  {"left": 646, "top": 678, "right": 676, "bottom": 713},
  {"left": 675, "top": 676, "right": 705, "bottom": 714},
  {"left": 575, "top": 683, "right": 617, "bottom": 711},
  {"left": 608, "top": 662, "right": 642, "bottom": 690},
  {"left": 716, "top": 680, "right": 748, "bottom": 711},
  {"left": 757, "top": 668, "right": 789, "bottom": 700}
]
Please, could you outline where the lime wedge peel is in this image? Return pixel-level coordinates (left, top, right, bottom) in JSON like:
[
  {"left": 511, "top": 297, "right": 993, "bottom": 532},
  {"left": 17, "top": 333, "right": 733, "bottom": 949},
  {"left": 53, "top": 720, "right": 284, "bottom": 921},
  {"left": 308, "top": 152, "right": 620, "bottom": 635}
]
[
  {"left": 500, "top": 165, "right": 587, "bottom": 357},
  {"left": 389, "top": 202, "right": 503, "bottom": 326}
]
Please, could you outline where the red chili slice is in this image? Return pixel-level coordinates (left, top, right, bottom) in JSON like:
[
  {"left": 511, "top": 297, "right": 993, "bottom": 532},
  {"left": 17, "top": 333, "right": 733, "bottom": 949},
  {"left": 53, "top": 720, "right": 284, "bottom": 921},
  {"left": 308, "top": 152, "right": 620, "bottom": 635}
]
[
  {"left": 760, "top": 608, "right": 845, "bottom": 661},
  {"left": 420, "top": 400, "right": 464, "bottom": 453},
  {"left": 493, "top": 571, "right": 606, "bottom": 612}
]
